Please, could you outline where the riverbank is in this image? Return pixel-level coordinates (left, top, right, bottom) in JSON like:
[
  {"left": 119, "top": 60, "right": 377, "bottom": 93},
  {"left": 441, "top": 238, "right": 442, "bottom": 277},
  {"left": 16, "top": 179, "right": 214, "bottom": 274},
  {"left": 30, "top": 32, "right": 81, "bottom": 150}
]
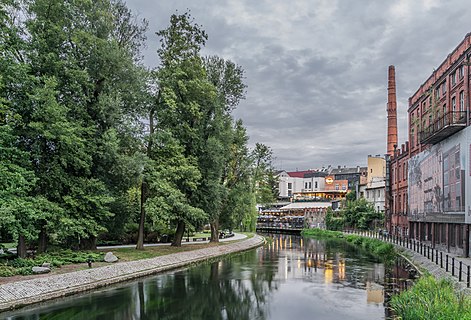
[{"left": 0, "top": 235, "right": 265, "bottom": 312}]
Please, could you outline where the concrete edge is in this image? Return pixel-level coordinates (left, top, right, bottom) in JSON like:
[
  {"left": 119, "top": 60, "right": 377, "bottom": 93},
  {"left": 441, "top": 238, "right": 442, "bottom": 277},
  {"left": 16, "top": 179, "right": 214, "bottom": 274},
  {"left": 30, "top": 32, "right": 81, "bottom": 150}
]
[{"left": 0, "top": 235, "right": 265, "bottom": 312}]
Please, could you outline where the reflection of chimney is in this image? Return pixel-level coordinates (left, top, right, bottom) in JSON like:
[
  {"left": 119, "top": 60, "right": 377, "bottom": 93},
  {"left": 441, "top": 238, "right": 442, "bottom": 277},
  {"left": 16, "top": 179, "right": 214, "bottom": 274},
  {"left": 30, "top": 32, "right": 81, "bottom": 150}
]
[{"left": 387, "top": 65, "right": 398, "bottom": 156}]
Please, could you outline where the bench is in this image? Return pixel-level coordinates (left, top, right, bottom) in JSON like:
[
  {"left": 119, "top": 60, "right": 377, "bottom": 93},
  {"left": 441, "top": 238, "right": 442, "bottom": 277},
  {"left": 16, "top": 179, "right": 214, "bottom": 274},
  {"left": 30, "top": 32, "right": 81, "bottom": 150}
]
[{"left": 192, "top": 237, "right": 207, "bottom": 241}]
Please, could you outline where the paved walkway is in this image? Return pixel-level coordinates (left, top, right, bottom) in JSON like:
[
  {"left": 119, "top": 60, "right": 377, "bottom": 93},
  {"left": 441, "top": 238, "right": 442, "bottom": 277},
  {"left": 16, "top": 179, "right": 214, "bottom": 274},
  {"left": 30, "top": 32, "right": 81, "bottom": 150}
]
[
  {"left": 0, "top": 235, "right": 264, "bottom": 312},
  {"left": 97, "top": 232, "right": 247, "bottom": 250}
]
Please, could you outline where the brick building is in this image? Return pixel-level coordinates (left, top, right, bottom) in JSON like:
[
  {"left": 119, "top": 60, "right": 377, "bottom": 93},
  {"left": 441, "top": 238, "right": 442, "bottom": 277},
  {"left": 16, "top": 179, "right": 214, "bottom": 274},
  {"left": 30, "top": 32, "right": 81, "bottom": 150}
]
[{"left": 388, "top": 33, "right": 471, "bottom": 256}]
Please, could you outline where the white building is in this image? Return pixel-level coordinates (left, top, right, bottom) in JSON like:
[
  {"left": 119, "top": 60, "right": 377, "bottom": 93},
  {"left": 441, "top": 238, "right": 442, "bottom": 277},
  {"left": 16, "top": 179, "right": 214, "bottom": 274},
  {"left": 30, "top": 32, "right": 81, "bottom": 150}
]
[{"left": 277, "top": 170, "right": 327, "bottom": 198}]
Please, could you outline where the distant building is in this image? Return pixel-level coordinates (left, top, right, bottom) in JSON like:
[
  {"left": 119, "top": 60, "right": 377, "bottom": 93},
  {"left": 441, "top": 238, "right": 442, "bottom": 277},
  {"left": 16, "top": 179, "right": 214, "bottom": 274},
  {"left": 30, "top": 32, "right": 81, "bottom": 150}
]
[{"left": 361, "top": 155, "right": 386, "bottom": 213}]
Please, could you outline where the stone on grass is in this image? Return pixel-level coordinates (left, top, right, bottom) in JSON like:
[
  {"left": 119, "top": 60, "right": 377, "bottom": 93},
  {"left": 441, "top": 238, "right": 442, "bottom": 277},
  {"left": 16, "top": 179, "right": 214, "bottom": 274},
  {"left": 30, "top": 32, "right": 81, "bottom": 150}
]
[
  {"left": 32, "top": 266, "right": 50, "bottom": 274},
  {"left": 0, "top": 248, "right": 4, "bottom": 255},
  {"left": 41, "top": 262, "right": 51, "bottom": 268},
  {"left": 104, "top": 252, "right": 118, "bottom": 263}
]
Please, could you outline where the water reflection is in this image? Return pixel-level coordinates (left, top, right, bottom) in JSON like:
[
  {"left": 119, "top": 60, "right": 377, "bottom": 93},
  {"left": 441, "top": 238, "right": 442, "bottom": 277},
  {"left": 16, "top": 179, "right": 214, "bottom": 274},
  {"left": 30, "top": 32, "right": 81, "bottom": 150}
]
[{"left": 1, "top": 234, "right": 413, "bottom": 320}]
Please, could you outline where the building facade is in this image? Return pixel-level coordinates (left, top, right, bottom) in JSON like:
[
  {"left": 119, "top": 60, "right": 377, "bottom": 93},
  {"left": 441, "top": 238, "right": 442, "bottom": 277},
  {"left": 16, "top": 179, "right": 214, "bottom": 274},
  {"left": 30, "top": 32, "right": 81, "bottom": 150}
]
[{"left": 388, "top": 33, "right": 471, "bottom": 256}]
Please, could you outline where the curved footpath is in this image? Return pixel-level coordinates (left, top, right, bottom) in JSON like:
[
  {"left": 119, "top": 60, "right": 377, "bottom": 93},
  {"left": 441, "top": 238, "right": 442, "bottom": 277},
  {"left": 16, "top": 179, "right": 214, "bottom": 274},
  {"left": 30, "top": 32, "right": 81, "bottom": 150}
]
[{"left": 0, "top": 235, "right": 265, "bottom": 312}]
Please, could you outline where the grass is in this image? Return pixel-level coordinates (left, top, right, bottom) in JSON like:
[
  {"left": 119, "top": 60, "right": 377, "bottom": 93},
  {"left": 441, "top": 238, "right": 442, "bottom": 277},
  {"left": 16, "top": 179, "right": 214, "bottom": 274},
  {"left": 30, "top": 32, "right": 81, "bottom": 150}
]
[
  {"left": 106, "top": 242, "right": 225, "bottom": 261},
  {"left": 390, "top": 274, "right": 471, "bottom": 319},
  {"left": 302, "top": 228, "right": 396, "bottom": 260},
  {"left": 0, "top": 243, "right": 16, "bottom": 249}
]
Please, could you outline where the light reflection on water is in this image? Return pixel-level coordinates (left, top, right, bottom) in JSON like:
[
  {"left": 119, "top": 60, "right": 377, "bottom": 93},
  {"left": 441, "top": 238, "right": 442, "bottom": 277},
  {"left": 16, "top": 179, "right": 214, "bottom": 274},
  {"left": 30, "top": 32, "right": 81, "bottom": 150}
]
[{"left": 1, "top": 234, "right": 409, "bottom": 320}]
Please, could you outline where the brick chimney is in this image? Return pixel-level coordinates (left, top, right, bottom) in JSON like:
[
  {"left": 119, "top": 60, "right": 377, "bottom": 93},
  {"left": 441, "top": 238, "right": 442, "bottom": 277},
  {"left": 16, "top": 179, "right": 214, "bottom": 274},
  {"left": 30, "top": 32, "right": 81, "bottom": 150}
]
[{"left": 387, "top": 65, "right": 398, "bottom": 156}]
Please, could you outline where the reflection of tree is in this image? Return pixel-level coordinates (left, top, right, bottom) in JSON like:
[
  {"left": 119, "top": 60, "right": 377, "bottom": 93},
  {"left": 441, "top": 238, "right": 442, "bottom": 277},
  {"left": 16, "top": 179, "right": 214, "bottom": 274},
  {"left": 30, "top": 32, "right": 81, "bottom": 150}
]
[{"left": 133, "top": 250, "right": 278, "bottom": 320}]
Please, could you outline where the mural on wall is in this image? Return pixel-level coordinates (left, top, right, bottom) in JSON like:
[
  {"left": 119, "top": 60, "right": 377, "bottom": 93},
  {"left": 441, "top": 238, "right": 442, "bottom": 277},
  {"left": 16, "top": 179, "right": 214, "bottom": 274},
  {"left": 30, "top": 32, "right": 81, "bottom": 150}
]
[{"left": 409, "top": 127, "right": 470, "bottom": 220}]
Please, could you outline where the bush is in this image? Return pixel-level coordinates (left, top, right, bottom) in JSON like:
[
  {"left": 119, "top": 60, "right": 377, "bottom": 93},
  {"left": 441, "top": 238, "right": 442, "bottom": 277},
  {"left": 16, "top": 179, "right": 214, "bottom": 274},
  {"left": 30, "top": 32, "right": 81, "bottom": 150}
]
[
  {"left": 390, "top": 275, "right": 471, "bottom": 319},
  {"left": 0, "top": 250, "right": 105, "bottom": 277}
]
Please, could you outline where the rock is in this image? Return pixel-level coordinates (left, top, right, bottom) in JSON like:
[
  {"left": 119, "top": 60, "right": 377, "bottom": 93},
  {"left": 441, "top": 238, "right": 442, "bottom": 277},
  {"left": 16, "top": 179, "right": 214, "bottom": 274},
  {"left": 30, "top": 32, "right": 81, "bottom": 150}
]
[
  {"left": 0, "top": 248, "right": 4, "bottom": 255},
  {"left": 32, "top": 266, "right": 50, "bottom": 274},
  {"left": 41, "top": 262, "right": 51, "bottom": 268},
  {"left": 104, "top": 252, "right": 118, "bottom": 263}
]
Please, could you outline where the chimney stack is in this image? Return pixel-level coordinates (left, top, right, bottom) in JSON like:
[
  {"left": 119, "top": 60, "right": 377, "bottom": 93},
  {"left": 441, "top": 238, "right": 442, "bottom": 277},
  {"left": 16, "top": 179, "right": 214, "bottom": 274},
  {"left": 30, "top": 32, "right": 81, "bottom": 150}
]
[{"left": 387, "top": 65, "right": 398, "bottom": 156}]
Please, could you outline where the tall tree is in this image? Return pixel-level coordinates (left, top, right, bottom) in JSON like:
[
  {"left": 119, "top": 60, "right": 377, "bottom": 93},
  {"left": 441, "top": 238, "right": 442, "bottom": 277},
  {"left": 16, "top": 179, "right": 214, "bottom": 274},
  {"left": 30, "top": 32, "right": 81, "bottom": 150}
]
[
  {"left": 147, "top": 12, "right": 213, "bottom": 246},
  {"left": 1, "top": 0, "right": 148, "bottom": 250}
]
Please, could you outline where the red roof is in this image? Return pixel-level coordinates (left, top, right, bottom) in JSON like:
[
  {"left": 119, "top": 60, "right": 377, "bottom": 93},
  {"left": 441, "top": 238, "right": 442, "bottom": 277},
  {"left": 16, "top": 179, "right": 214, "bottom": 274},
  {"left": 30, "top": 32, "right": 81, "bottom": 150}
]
[{"left": 287, "top": 170, "right": 315, "bottom": 178}]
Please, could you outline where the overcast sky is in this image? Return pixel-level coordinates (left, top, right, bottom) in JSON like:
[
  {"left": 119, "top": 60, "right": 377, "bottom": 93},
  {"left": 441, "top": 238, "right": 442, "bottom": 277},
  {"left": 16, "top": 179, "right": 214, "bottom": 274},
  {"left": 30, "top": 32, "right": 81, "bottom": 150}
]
[{"left": 125, "top": 0, "right": 470, "bottom": 171}]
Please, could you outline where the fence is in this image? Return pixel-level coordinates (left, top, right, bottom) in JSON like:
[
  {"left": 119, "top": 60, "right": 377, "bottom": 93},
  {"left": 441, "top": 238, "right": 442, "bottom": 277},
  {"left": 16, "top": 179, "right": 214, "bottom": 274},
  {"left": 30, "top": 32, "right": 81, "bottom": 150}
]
[{"left": 345, "top": 229, "right": 471, "bottom": 288}]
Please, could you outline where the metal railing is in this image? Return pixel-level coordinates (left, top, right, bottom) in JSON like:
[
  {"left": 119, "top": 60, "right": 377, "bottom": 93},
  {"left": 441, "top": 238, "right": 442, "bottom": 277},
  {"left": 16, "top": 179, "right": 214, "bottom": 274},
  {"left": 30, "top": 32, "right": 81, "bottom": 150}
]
[
  {"left": 345, "top": 229, "right": 471, "bottom": 288},
  {"left": 420, "top": 111, "right": 467, "bottom": 142}
]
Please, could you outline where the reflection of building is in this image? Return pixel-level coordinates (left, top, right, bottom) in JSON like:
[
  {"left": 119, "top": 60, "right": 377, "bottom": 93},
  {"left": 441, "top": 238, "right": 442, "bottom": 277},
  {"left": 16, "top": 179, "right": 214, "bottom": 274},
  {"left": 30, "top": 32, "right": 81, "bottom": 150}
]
[{"left": 387, "top": 33, "right": 471, "bottom": 256}]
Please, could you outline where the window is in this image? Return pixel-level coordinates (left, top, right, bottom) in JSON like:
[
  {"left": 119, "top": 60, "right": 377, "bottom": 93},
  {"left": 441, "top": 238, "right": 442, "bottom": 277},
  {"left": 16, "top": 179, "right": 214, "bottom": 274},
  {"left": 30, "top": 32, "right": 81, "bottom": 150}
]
[
  {"left": 308, "top": 182, "right": 312, "bottom": 189},
  {"left": 435, "top": 87, "right": 440, "bottom": 99},
  {"left": 451, "top": 72, "right": 456, "bottom": 86},
  {"left": 452, "top": 97, "right": 456, "bottom": 112},
  {"left": 288, "top": 183, "right": 292, "bottom": 189},
  {"left": 411, "top": 129, "right": 415, "bottom": 148},
  {"left": 459, "top": 65, "right": 464, "bottom": 79},
  {"left": 460, "top": 91, "right": 464, "bottom": 111},
  {"left": 315, "top": 181, "right": 318, "bottom": 188},
  {"left": 305, "top": 182, "right": 308, "bottom": 189},
  {"left": 335, "top": 184, "right": 339, "bottom": 190},
  {"left": 442, "top": 81, "right": 446, "bottom": 94}
]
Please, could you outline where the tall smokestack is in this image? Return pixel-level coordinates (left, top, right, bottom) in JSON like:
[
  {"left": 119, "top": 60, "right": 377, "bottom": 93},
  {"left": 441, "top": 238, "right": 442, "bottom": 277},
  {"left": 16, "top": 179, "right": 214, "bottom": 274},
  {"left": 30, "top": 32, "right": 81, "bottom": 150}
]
[{"left": 387, "top": 65, "right": 398, "bottom": 156}]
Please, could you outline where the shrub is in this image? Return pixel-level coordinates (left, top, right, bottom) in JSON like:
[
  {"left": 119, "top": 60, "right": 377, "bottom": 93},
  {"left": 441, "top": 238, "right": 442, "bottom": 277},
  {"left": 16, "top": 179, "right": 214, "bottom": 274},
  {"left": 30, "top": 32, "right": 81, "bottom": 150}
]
[{"left": 390, "top": 275, "right": 471, "bottom": 319}]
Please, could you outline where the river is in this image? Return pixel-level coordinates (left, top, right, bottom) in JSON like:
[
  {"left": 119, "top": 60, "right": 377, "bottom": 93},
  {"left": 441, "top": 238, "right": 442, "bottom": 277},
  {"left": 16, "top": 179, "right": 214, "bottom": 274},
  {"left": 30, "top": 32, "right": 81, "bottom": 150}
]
[{"left": 1, "top": 233, "right": 412, "bottom": 320}]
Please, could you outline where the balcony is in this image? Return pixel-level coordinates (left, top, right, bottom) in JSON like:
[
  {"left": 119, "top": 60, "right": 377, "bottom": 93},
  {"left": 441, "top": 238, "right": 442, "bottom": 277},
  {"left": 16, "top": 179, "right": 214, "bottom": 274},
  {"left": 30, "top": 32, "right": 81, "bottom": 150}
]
[{"left": 420, "top": 111, "right": 467, "bottom": 145}]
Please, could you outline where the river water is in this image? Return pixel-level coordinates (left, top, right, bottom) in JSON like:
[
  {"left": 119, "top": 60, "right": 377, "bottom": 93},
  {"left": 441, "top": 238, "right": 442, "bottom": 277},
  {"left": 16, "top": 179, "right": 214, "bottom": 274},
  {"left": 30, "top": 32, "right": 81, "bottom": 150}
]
[{"left": 1, "top": 234, "right": 411, "bottom": 320}]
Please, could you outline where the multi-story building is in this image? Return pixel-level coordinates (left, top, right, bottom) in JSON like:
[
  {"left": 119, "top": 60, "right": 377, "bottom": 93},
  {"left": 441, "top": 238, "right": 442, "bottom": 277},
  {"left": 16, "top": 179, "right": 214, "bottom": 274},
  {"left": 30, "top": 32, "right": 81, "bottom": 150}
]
[
  {"left": 330, "top": 166, "right": 368, "bottom": 194},
  {"left": 388, "top": 33, "right": 471, "bottom": 256},
  {"left": 277, "top": 170, "right": 326, "bottom": 199},
  {"left": 361, "top": 155, "right": 386, "bottom": 213},
  {"left": 407, "top": 33, "right": 471, "bottom": 256}
]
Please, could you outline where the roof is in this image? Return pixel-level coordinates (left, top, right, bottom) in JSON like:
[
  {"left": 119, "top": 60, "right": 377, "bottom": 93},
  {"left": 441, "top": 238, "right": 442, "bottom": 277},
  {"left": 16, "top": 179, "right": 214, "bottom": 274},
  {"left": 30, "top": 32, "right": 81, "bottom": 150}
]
[
  {"left": 286, "top": 170, "right": 317, "bottom": 178},
  {"left": 280, "top": 202, "right": 332, "bottom": 210},
  {"left": 330, "top": 166, "right": 367, "bottom": 175}
]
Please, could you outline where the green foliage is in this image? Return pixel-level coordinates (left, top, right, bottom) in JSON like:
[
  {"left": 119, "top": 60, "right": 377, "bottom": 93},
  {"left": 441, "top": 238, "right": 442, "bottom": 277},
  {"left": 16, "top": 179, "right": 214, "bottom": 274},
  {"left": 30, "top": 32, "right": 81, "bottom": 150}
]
[
  {"left": 324, "top": 198, "right": 383, "bottom": 231},
  {"left": 390, "top": 275, "right": 471, "bottom": 319},
  {"left": 324, "top": 207, "right": 344, "bottom": 231},
  {"left": 302, "top": 229, "right": 395, "bottom": 260},
  {"left": 0, "top": 250, "right": 105, "bottom": 277}
]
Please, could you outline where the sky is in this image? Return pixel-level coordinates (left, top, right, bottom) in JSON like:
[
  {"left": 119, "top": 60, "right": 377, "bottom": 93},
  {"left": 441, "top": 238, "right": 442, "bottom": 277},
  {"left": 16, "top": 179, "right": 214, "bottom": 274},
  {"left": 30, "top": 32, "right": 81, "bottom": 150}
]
[{"left": 125, "top": 0, "right": 470, "bottom": 171}]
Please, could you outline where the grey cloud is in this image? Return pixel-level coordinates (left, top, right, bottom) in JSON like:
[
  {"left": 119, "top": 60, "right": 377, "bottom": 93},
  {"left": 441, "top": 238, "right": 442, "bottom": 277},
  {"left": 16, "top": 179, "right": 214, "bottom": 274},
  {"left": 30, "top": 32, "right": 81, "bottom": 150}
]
[{"left": 125, "top": 0, "right": 471, "bottom": 170}]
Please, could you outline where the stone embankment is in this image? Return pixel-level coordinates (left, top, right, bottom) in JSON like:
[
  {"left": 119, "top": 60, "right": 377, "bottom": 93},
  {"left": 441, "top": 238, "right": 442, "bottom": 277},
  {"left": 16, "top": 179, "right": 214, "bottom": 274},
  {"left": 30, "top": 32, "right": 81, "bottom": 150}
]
[
  {"left": 0, "top": 235, "right": 264, "bottom": 312},
  {"left": 346, "top": 230, "right": 471, "bottom": 294}
]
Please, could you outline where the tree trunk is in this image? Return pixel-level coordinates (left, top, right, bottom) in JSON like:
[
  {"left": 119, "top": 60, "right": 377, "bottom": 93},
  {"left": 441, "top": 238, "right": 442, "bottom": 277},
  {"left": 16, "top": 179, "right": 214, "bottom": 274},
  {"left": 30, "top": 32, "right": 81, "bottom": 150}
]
[
  {"left": 37, "top": 224, "right": 48, "bottom": 253},
  {"left": 136, "top": 180, "right": 147, "bottom": 250},
  {"left": 136, "top": 107, "right": 155, "bottom": 250},
  {"left": 17, "top": 234, "right": 27, "bottom": 258},
  {"left": 172, "top": 221, "right": 185, "bottom": 247},
  {"left": 210, "top": 220, "right": 219, "bottom": 243},
  {"left": 80, "top": 235, "right": 97, "bottom": 250}
]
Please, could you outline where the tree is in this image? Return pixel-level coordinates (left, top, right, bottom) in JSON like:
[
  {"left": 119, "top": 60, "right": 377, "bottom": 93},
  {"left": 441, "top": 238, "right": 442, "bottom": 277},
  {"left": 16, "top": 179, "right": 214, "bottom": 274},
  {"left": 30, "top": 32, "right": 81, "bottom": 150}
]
[
  {"left": 1, "top": 0, "right": 148, "bottom": 250},
  {"left": 146, "top": 12, "right": 213, "bottom": 247},
  {"left": 251, "top": 143, "right": 277, "bottom": 205}
]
